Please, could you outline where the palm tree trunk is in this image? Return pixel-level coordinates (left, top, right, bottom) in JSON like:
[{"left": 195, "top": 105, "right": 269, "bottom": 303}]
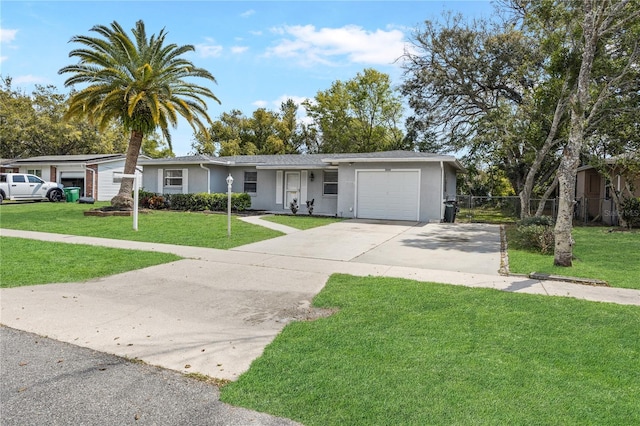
[{"left": 111, "top": 130, "right": 144, "bottom": 209}]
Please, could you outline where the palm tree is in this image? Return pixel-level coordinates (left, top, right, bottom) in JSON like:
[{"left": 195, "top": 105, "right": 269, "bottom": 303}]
[{"left": 59, "top": 20, "right": 220, "bottom": 209}]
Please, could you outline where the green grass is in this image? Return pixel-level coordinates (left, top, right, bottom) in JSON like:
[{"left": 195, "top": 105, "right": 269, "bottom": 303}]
[
  {"left": 457, "top": 206, "right": 518, "bottom": 224},
  {"left": 0, "top": 236, "right": 181, "bottom": 287},
  {"left": 260, "top": 214, "right": 343, "bottom": 230},
  {"left": 507, "top": 226, "right": 640, "bottom": 289},
  {"left": 0, "top": 201, "right": 282, "bottom": 249},
  {"left": 221, "top": 274, "right": 640, "bottom": 425}
]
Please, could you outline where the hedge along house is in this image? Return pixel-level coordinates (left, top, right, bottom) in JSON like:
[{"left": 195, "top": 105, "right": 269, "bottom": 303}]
[
  {"left": 6, "top": 154, "right": 146, "bottom": 201},
  {"left": 139, "top": 151, "right": 464, "bottom": 222}
]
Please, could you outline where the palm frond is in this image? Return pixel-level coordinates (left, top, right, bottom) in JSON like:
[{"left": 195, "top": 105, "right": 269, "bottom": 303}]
[{"left": 59, "top": 19, "right": 220, "bottom": 140}]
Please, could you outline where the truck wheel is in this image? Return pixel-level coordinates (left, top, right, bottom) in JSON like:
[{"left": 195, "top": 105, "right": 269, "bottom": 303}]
[
  {"left": 0, "top": 193, "right": 3, "bottom": 204},
  {"left": 49, "top": 189, "right": 64, "bottom": 202}
]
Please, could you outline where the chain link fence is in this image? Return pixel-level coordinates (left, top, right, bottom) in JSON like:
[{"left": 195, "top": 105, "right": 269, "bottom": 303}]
[
  {"left": 455, "top": 195, "right": 620, "bottom": 225},
  {"left": 574, "top": 197, "right": 619, "bottom": 226}
]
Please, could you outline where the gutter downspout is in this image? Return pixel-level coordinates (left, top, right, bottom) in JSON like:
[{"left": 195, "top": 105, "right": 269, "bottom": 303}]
[
  {"left": 200, "top": 163, "right": 211, "bottom": 193},
  {"left": 440, "top": 161, "right": 445, "bottom": 222}
]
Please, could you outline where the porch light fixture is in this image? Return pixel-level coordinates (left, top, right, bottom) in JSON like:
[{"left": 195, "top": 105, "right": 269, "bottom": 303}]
[
  {"left": 226, "top": 174, "right": 233, "bottom": 237},
  {"left": 310, "top": 172, "right": 315, "bottom": 181}
]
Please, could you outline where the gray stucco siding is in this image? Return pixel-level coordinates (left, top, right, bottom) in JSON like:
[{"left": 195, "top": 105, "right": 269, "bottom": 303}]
[
  {"left": 141, "top": 165, "right": 161, "bottom": 193},
  {"left": 336, "top": 161, "right": 453, "bottom": 222},
  {"left": 209, "top": 166, "right": 230, "bottom": 193},
  {"left": 141, "top": 165, "right": 214, "bottom": 194},
  {"left": 305, "top": 175, "right": 338, "bottom": 216}
]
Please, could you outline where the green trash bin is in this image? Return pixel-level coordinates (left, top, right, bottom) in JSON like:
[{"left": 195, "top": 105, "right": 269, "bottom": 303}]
[{"left": 64, "top": 187, "right": 80, "bottom": 203}]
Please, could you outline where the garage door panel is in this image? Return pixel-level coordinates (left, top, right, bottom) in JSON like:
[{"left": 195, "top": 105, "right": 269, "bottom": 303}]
[{"left": 356, "top": 170, "right": 419, "bottom": 221}]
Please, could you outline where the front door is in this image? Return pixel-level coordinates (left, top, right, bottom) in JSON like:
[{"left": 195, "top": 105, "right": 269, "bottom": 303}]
[{"left": 285, "top": 172, "right": 300, "bottom": 209}]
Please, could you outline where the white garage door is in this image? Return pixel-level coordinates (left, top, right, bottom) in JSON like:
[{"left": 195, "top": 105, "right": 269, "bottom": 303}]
[{"left": 356, "top": 170, "right": 420, "bottom": 221}]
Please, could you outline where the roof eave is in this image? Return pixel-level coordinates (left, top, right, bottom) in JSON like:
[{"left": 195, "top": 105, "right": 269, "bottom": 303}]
[{"left": 256, "top": 164, "right": 330, "bottom": 170}]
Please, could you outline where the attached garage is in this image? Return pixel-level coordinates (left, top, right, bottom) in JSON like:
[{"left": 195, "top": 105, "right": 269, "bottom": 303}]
[
  {"left": 60, "top": 171, "right": 85, "bottom": 192},
  {"left": 355, "top": 169, "right": 420, "bottom": 221}
]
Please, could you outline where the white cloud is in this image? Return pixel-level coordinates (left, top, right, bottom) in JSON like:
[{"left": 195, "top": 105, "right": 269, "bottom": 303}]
[
  {"left": 249, "top": 95, "right": 313, "bottom": 123},
  {"left": 266, "top": 24, "right": 407, "bottom": 66},
  {"left": 252, "top": 100, "right": 268, "bottom": 108},
  {"left": 272, "top": 94, "right": 310, "bottom": 109},
  {"left": 0, "top": 56, "right": 7, "bottom": 63},
  {"left": 196, "top": 38, "right": 223, "bottom": 58},
  {"left": 12, "top": 74, "right": 49, "bottom": 85},
  {"left": 0, "top": 28, "right": 18, "bottom": 44},
  {"left": 240, "top": 9, "right": 255, "bottom": 18},
  {"left": 231, "top": 46, "right": 249, "bottom": 54}
]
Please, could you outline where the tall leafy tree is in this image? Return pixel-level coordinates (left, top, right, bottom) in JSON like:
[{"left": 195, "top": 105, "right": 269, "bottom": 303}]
[
  {"left": 192, "top": 109, "right": 250, "bottom": 156},
  {"left": 304, "top": 80, "right": 353, "bottom": 153},
  {"left": 59, "top": 20, "right": 220, "bottom": 209},
  {"left": 401, "top": 13, "right": 569, "bottom": 219},
  {"left": 192, "top": 99, "right": 307, "bottom": 156},
  {"left": 276, "top": 99, "right": 307, "bottom": 154},
  {"left": 511, "top": 0, "right": 640, "bottom": 266},
  {"left": 304, "top": 68, "right": 405, "bottom": 153},
  {"left": 142, "top": 132, "right": 175, "bottom": 158},
  {"left": 0, "top": 78, "right": 128, "bottom": 157}
]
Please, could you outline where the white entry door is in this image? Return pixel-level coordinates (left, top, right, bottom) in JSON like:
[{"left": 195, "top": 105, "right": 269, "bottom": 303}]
[{"left": 285, "top": 172, "right": 300, "bottom": 209}]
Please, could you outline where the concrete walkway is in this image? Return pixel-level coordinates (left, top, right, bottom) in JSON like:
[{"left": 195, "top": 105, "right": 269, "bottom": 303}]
[
  {"left": 238, "top": 215, "right": 300, "bottom": 234},
  {"left": 1, "top": 227, "right": 639, "bottom": 383}
]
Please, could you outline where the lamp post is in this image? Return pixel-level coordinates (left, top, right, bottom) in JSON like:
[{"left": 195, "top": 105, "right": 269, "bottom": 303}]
[{"left": 226, "top": 174, "right": 233, "bottom": 237}]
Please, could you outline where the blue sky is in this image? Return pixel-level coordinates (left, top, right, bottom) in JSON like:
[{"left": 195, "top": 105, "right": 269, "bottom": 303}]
[{"left": 1, "top": 1, "right": 494, "bottom": 155}]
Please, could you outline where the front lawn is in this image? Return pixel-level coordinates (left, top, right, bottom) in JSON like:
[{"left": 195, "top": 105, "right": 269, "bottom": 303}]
[
  {"left": 0, "top": 202, "right": 282, "bottom": 249},
  {"left": 1, "top": 236, "right": 181, "bottom": 287},
  {"left": 260, "top": 214, "right": 343, "bottom": 230},
  {"left": 221, "top": 274, "right": 640, "bottom": 425},
  {"left": 507, "top": 226, "right": 640, "bottom": 289}
]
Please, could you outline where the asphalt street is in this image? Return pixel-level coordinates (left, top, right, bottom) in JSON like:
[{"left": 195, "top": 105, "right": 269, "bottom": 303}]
[{"left": 0, "top": 326, "right": 301, "bottom": 426}]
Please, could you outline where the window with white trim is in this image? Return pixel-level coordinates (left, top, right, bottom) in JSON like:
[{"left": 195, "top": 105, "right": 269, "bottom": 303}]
[
  {"left": 164, "top": 169, "right": 183, "bottom": 187},
  {"left": 27, "top": 169, "right": 42, "bottom": 177},
  {"left": 244, "top": 171, "right": 257, "bottom": 193},
  {"left": 323, "top": 170, "right": 338, "bottom": 195}
]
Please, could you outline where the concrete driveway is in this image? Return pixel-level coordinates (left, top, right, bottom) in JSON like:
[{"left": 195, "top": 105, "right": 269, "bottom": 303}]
[
  {"left": 0, "top": 256, "right": 331, "bottom": 382},
  {"left": 233, "top": 219, "right": 503, "bottom": 276}
]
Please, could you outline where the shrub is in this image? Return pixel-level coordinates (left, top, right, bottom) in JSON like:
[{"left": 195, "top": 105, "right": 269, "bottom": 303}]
[
  {"left": 232, "top": 193, "right": 251, "bottom": 211},
  {"left": 620, "top": 197, "right": 640, "bottom": 229},
  {"left": 138, "top": 189, "right": 157, "bottom": 208},
  {"left": 148, "top": 195, "right": 168, "bottom": 210},
  {"left": 519, "top": 215, "right": 555, "bottom": 227},
  {"left": 513, "top": 216, "right": 555, "bottom": 254},
  {"left": 164, "top": 192, "right": 251, "bottom": 212}
]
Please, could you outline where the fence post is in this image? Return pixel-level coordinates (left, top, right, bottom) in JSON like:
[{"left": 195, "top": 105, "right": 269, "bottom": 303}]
[{"left": 471, "top": 196, "right": 475, "bottom": 222}]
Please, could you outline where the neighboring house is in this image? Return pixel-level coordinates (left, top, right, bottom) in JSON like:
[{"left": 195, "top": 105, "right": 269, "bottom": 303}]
[
  {"left": 140, "top": 151, "right": 464, "bottom": 222},
  {"left": 576, "top": 155, "right": 640, "bottom": 225},
  {"left": 5, "top": 154, "right": 147, "bottom": 201},
  {"left": 0, "top": 159, "right": 19, "bottom": 173}
]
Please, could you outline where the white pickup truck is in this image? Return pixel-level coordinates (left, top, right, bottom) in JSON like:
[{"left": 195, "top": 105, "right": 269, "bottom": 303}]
[{"left": 0, "top": 173, "right": 65, "bottom": 203}]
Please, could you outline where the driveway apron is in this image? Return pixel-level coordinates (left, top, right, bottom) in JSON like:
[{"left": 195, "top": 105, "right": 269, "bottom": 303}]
[{"left": 0, "top": 258, "right": 330, "bottom": 382}]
